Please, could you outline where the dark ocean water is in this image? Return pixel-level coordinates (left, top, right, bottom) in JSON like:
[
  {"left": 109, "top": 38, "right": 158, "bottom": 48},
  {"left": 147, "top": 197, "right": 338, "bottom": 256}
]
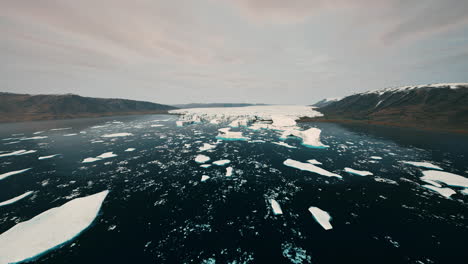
[{"left": 0, "top": 114, "right": 467, "bottom": 264}]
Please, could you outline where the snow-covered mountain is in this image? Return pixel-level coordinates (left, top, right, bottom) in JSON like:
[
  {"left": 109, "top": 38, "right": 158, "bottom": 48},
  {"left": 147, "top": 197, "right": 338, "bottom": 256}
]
[{"left": 315, "top": 83, "right": 468, "bottom": 131}]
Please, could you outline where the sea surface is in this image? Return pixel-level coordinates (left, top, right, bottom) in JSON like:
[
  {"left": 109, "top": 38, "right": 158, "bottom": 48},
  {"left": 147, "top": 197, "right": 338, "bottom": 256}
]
[{"left": 0, "top": 114, "right": 467, "bottom": 264}]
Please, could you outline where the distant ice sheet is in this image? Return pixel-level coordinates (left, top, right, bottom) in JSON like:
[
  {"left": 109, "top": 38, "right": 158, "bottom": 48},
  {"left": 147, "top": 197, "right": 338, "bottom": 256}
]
[
  {"left": 0, "top": 190, "right": 109, "bottom": 264},
  {"left": 308, "top": 207, "right": 333, "bottom": 230},
  {"left": 0, "top": 191, "right": 33, "bottom": 207},
  {"left": 283, "top": 159, "right": 341, "bottom": 178}
]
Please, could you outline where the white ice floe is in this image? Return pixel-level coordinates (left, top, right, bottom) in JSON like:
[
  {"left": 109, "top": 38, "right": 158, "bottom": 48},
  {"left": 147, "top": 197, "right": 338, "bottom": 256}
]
[
  {"left": 216, "top": 127, "right": 249, "bottom": 141},
  {"left": 33, "top": 131, "right": 45, "bottom": 135},
  {"left": 0, "top": 191, "right": 33, "bottom": 207},
  {"left": 420, "top": 170, "right": 468, "bottom": 188},
  {"left": 0, "top": 190, "right": 109, "bottom": 264},
  {"left": 213, "top": 159, "right": 231, "bottom": 166},
  {"left": 401, "top": 161, "right": 443, "bottom": 170},
  {"left": 16, "top": 150, "right": 37, "bottom": 156},
  {"left": 82, "top": 157, "right": 101, "bottom": 163},
  {"left": 0, "top": 168, "right": 31, "bottom": 181},
  {"left": 280, "top": 128, "right": 328, "bottom": 148},
  {"left": 226, "top": 167, "right": 233, "bottom": 176},
  {"left": 269, "top": 199, "right": 283, "bottom": 215},
  {"left": 344, "top": 167, "right": 373, "bottom": 176},
  {"left": 125, "top": 148, "right": 136, "bottom": 152},
  {"left": 283, "top": 159, "right": 341, "bottom": 178},
  {"left": 370, "top": 156, "right": 382, "bottom": 160},
  {"left": 422, "top": 185, "right": 456, "bottom": 198},
  {"left": 229, "top": 119, "right": 249, "bottom": 127},
  {"left": 50, "top": 127, "right": 72, "bottom": 131},
  {"left": 421, "top": 179, "right": 442, "bottom": 188},
  {"left": 201, "top": 175, "right": 210, "bottom": 182},
  {"left": 200, "top": 164, "right": 211, "bottom": 168},
  {"left": 199, "top": 143, "right": 216, "bottom": 152},
  {"left": 272, "top": 142, "right": 297, "bottom": 149},
  {"left": 20, "top": 136, "right": 48, "bottom": 141},
  {"left": 96, "top": 152, "right": 117, "bottom": 159},
  {"left": 38, "top": 154, "right": 59, "bottom": 160},
  {"left": 151, "top": 124, "right": 164, "bottom": 127},
  {"left": 308, "top": 207, "right": 333, "bottom": 230},
  {"left": 195, "top": 154, "right": 211, "bottom": 164},
  {"left": 101, "top": 133, "right": 133, "bottom": 138},
  {"left": 0, "top": 150, "right": 27, "bottom": 158},
  {"left": 307, "top": 159, "right": 322, "bottom": 165}
]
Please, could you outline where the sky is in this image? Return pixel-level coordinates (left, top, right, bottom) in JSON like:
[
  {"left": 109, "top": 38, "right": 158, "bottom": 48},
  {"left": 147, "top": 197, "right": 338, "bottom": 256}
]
[{"left": 1, "top": 0, "right": 467, "bottom": 105}]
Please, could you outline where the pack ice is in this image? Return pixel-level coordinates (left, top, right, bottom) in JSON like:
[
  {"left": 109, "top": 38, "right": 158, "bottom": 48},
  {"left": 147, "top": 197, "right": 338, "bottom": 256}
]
[{"left": 0, "top": 190, "right": 109, "bottom": 264}]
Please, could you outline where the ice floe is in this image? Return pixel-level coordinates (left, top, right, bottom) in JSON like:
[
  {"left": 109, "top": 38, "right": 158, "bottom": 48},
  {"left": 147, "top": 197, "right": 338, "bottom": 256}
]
[
  {"left": 151, "top": 124, "right": 164, "bottom": 127},
  {"left": 20, "top": 136, "right": 48, "bottom": 141},
  {"left": 96, "top": 152, "right": 117, "bottom": 159},
  {"left": 401, "top": 161, "right": 443, "bottom": 170},
  {"left": 0, "top": 191, "right": 33, "bottom": 207},
  {"left": 420, "top": 170, "right": 468, "bottom": 188},
  {"left": 306, "top": 159, "right": 322, "bottom": 165},
  {"left": 101, "top": 133, "right": 133, "bottom": 138},
  {"left": 50, "top": 127, "right": 72, "bottom": 131},
  {"left": 201, "top": 175, "right": 210, "bottom": 182},
  {"left": 16, "top": 150, "right": 37, "bottom": 156},
  {"left": 125, "top": 148, "right": 136, "bottom": 152},
  {"left": 200, "top": 164, "right": 211, "bottom": 168},
  {"left": 195, "top": 154, "right": 210, "bottom": 164},
  {"left": 308, "top": 207, "right": 333, "bottom": 230},
  {"left": 269, "top": 199, "right": 283, "bottom": 215},
  {"left": 226, "top": 167, "right": 233, "bottom": 176},
  {"left": 422, "top": 185, "right": 456, "bottom": 198},
  {"left": 370, "top": 156, "right": 382, "bottom": 160},
  {"left": 82, "top": 157, "right": 101, "bottom": 163},
  {"left": 0, "top": 168, "right": 31, "bottom": 181},
  {"left": 63, "top": 133, "right": 78, "bottom": 137},
  {"left": 272, "top": 142, "right": 297, "bottom": 148},
  {"left": 38, "top": 154, "right": 59, "bottom": 160},
  {"left": 0, "top": 150, "right": 28, "bottom": 158},
  {"left": 283, "top": 159, "right": 341, "bottom": 178},
  {"left": 216, "top": 127, "right": 249, "bottom": 141},
  {"left": 280, "top": 128, "right": 328, "bottom": 148},
  {"left": 0, "top": 190, "right": 109, "bottom": 264},
  {"left": 213, "top": 159, "right": 231, "bottom": 166},
  {"left": 344, "top": 167, "right": 373, "bottom": 176},
  {"left": 199, "top": 143, "right": 216, "bottom": 152}
]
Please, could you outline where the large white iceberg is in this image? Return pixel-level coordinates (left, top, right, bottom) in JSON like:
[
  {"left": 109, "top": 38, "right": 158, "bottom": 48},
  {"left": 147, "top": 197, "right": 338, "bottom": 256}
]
[
  {"left": 0, "top": 168, "right": 31, "bottom": 181},
  {"left": 269, "top": 199, "right": 283, "bottom": 215},
  {"left": 344, "top": 167, "right": 373, "bottom": 176},
  {"left": 420, "top": 170, "right": 468, "bottom": 188},
  {"left": 0, "top": 190, "right": 109, "bottom": 264},
  {"left": 280, "top": 128, "right": 328, "bottom": 148},
  {"left": 308, "top": 207, "right": 333, "bottom": 230},
  {"left": 401, "top": 161, "right": 443, "bottom": 170},
  {"left": 283, "top": 159, "right": 341, "bottom": 178},
  {"left": 0, "top": 191, "right": 33, "bottom": 207}
]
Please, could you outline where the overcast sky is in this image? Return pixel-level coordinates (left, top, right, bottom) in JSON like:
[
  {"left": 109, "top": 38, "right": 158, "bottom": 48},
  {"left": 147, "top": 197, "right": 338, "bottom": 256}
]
[{"left": 1, "top": 0, "right": 467, "bottom": 104}]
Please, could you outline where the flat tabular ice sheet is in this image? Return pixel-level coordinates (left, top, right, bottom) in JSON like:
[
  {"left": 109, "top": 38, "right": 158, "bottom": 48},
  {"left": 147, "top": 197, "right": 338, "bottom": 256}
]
[
  {"left": 344, "top": 167, "right": 373, "bottom": 176},
  {"left": 401, "top": 161, "right": 443, "bottom": 170},
  {"left": 0, "top": 168, "right": 31, "bottom": 181},
  {"left": 308, "top": 207, "right": 333, "bottom": 230},
  {"left": 0, "top": 190, "right": 109, "bottom": 264},
  {"left": 0, "top": 191, "right": 33, "bottom": 207},
  {"left": 270, "top": 199, "right": 283, "bottom": 215},
  {"left": 421, "top": 170, "right": 468, "bottom": 188},
  {"left": 284, "top": 159, "right": 341, "bottom": 178}
]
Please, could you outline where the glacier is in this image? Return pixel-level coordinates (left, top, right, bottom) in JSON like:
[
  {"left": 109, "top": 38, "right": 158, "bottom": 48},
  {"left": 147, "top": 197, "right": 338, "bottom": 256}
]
[{"left": 0, "top": 190, "right": 109, "bottom": 264}]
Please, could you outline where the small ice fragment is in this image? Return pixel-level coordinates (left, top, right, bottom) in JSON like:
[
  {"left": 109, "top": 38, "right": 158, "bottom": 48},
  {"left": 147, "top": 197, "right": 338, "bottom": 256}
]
[
  {"left": 0, "top": 191, "right": 33, "bottom": 207},
  {"left": 50, "top": 127, "right": 72, "bottom": 131},
  {"left": 422, "top": 185, "right": 456, "bottom": 198},
  {"left": 195, "top": 155, "right": 210, "bottom": 164},
  {"left": 201, "top": 175, "right": 210, "bottom": 182},
  {"left": 370, "top": 156, "right": 382, "bottom": 160},
  {"left": 63, "top": 133, "right": 78, "bottom": 137},
  {"left": 344, "top": 167, "right": 373, "bottom": 176},
  {"left": 82, "top": 157, "right": 101, "bottom": 163},
  {"left": 308, "top": 207, "right": 333, "bottom": 230},
  {"left": 226, "top": 167, "right": 233, "bottom": 176},
  {"left": 213, "top": 159, "right": 231, "bottom": 166},
  {"left": 272, "top": 142, "right": 297, "bottom": 148},
  {"left": 101, "top": 133, "right": 133, "bottom": 138},
  {"left": 283, "top": 159, "right": 341, "bottom": 178},
  {"left": 200, "top": 164, "right": 211, "bottom": 168},
  {"left": 124, "top": 148, "right": 136, "bottom": 152},
  {"left": 401, "top": 161, "right": 443, "bottom": 170},
  {"left": 96, "top": 152, "right": 117, "bottom": 159},
  {"left": 38, "top": 154, "right": 59, "bottom": 160},
  {"left": 270, "top": 199, "right": 283, "bottom": 215},
  {"left": 199, "top": 143, "right": 216, "bottom": 152},
  {"left": 20, "top": 136, "right": 48, "bottom": 141},
  {"left": 0, "top": 168, "right": 31, "bottom": 181},
  {"left": 0, "top": 150, "right": 27, "bottom": 158},
  {"left": 16, "top": 150, "right": 37, "bottom": 155},
  {"left": 0, "top": 190, "right": 109, "bottom": 264},
  {"left": 306, "top": 159, "right": 322, "bottom": 165},
  {"left": 151, "top": 124, "right": 164, "bottom": 127}
]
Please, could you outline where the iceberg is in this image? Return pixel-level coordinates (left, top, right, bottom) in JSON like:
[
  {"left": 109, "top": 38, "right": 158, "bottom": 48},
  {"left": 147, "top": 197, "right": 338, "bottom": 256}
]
[
  {"left": 124, "top": 148, "right": 136, "bottom": 152},
  {"left": 213, "top": 159, "right": 231, "bottom": 166},
  {"left": 16, "top": 150, "right": 37, "bottom": 155},
  {"left": 420, "top": 170, "right": 468, "bottom": 188},
  {"left": 195, "top": 154, "right": 210, "bottom": 164},
  {"left": 226, "top": 167, "right": 233, "bottom": 176},
  {"left": 308, "top": 207, "right": 333, "bottom": 230},
  {"left": 307, "top": 159, "right": 322, "bottom": 165},
  {"left": 0, "top": 190, "right": 109, "bottom": 264},
  {"left": 269, "top": 199, "right": 283, "bottom": 215},
  {"left": 401, "top": 161, "right": 443, "bottom": 170},
  {"left": 201, "top": 175, "right": 210, "bottom": 182},
  {"left": 370, "top": 156, "right": 382, "bottom": 160},
  {"left": 38, "top": 154, "right": 59, "bottom": 160},
  {"left": 272, "top": 142, "right": 297, "bottom": 149},
  {"left": 101, "top": 133, "right": 133, "bottom": 138},
  {"left": 280, "top": 128, "right": 328, "bottom": 148},
  {"left": 82, "top": 157, "right": 101, "bottom": 163},
  {"left": 0, "top": 191, "right": 33, "bottom": 207},
  {"left": 422, "top": 185, "right": 456, "bottom": 198},
  {"left": 199, "top": 143, "right": 216, "bottom": 152},
  {"left": 344, "top": 167, "right": 373, "bottom": 176},
  {"left": 96, "top": 152, "right": 117, "bottom": 159},
  {"left": 0, "top": 168, "right": 31, "bottom": 181},
  {"left": 283, "top": 159, "right": 341, "bottom": 178},
  {"left": 200, "top": 164, "right": 211, "bottom": 168},
  {"left": 216, "top": 127, "right": 249, "bottom": 141}
]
